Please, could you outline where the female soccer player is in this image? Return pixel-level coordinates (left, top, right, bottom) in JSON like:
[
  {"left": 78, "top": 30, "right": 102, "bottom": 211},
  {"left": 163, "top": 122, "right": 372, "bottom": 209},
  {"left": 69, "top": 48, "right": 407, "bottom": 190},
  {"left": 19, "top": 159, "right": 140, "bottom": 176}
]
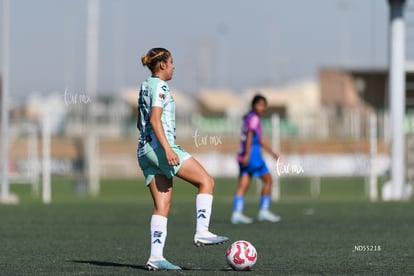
[
  {"left": 231, "top": 94, "right": 281, "bottom": 224},
  {"left": 137, "top": 48, "right": 228, "bottom": 271}
]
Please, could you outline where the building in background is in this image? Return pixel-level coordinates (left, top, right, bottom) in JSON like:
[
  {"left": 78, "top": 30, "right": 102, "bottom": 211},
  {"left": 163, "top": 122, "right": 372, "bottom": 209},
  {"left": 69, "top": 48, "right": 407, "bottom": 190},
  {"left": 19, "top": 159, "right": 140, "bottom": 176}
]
[{"left": 319, "top": 65, "right": 414, "bottom": 139}]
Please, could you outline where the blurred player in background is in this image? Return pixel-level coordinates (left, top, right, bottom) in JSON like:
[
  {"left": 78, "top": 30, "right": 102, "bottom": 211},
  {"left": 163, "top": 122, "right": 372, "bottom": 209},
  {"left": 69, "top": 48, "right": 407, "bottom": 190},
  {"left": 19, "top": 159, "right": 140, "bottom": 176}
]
[
  {"left": 231, "top": 94, "right": 281, "bottom": 224},
  {"left": 137, "top": 47, "right": 228, "bottom": 271}
]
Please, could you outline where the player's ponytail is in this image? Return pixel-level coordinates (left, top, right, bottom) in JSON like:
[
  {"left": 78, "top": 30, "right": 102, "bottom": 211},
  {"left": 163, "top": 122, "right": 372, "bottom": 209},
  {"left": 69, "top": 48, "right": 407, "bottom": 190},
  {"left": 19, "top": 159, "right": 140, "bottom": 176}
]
[
  {"left": 141, "top": 48, "right": 171, "bottom": 73},
  {"left": 141, "top": 55, "right": 149, "bottom": 66}
]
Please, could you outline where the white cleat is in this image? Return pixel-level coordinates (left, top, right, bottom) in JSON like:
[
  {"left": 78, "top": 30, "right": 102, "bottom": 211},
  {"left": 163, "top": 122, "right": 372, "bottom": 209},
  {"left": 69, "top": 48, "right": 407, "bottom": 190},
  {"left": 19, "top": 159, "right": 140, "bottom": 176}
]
[
  {"left": 231, "top": 212, "right": 253, "bottom": 224},
  {"left": 194, "top": 231, "right": 229, "bottom": 247},
  {"left": 257, "top": 209, "right": 281, "bottom": 222},
  {"left": 145, "top": 259, "right": 182, "bottom": 271}
]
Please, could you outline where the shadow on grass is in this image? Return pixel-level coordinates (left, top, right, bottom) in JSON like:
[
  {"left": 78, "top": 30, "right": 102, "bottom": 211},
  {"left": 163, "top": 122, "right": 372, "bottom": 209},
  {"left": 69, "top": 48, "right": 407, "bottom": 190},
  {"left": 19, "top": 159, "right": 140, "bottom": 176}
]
[
  {"left": 71, "top": 260, "right": 231, "bottom": 272},
  {"left": 71, "top": 260, "right": 145, "bottom": 270}
]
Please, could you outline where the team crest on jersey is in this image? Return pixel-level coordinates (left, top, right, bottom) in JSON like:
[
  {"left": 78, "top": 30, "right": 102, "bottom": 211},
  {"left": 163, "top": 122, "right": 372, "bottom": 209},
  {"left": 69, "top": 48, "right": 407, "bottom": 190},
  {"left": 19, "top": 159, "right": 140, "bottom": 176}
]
[
  {"left": 161, "top": 85, "right": 168, "bottom": 92},
  {"left": 158, "top": 93, "right": 166, "bottom": 100}
]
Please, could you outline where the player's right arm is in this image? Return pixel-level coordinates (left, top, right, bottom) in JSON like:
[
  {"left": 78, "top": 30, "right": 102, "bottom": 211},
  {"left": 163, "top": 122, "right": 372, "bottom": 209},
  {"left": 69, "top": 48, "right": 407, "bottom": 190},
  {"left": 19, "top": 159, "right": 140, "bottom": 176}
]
[
  {"left": 150, "top": 107, "right": 179, "bottom": 166},
  {"left": 242, "top": 130, "right": 253, "bottom": 166},
  {"left": 149, "top": 81, "right": 179, "bottom": 166}
]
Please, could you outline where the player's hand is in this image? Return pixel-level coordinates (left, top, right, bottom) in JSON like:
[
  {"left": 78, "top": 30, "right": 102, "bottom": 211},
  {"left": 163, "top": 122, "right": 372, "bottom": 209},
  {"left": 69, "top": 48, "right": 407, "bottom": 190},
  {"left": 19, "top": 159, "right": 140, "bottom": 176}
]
[
  {"left": 272, "top": 152, "right": 279, "bottom": 160},
  {"left": 242, "top": 155, "right": 250, "bottom": 167},
  {"left": 166, "top": 148, "right": 180, "bottom": 166}
]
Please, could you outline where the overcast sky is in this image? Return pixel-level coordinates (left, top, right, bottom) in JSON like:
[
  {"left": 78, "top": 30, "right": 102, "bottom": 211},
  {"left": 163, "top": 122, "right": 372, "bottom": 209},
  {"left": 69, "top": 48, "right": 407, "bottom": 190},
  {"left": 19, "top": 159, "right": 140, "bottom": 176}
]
[{"left": 0, "top": 0, "right": 407, "bottom": 102}]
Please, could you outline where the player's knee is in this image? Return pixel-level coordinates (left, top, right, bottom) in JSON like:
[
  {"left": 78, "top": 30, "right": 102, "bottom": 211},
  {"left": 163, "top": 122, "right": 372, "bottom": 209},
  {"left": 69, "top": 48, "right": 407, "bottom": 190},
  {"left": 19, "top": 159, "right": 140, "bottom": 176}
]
[
  {"left": 262, "top": 175, "right": 272, "bottom": 187},
  {"left": 200, "top": 174, "right": 215, "bottom": 192},
  {"left": 264, "top": 179, "right": 272, "bottom": 187},
  {"left": 207, "top": 175, "right": 215, "bottom": 189}
]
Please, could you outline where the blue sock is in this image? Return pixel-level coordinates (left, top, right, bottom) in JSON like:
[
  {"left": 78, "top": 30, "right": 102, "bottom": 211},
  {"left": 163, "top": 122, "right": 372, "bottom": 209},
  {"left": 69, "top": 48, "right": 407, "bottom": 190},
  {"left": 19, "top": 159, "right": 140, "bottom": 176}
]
[
  {"left": 260, "top": 195, "right": 271, "bottom": 210},
  {"left": 233, "top": 195, "right": 244, "bottom": 212}
]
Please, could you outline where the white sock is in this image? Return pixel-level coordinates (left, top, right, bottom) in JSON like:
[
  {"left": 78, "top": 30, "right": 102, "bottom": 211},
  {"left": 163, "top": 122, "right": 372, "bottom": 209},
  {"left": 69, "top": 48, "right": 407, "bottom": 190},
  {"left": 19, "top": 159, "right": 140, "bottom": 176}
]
[
  {"left": 196, "top": 194, "right": 213, "bottom": 234},
  {"left": 149, "top": 214, "right": 167, "bottom": 261}
]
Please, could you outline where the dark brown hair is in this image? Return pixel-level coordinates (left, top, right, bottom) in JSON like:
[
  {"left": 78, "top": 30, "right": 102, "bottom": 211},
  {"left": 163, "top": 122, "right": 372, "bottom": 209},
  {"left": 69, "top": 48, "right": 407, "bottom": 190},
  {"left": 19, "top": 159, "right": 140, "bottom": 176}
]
[
  {"left": 251, "top": 94, "right": 267, "bottom": 109},
  {"left": 141, "top": 48, "right": 171, "bottom": 73}
]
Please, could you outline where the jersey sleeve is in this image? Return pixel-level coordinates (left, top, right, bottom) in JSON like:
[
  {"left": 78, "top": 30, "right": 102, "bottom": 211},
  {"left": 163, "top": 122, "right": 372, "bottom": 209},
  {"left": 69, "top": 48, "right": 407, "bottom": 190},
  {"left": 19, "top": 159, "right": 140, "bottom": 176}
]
[
  {"left": 246, "top": 114, "right": 260, "bottom": 132},
  {"left": 151, "top": 81, "right": 168, "bottom": 108}
]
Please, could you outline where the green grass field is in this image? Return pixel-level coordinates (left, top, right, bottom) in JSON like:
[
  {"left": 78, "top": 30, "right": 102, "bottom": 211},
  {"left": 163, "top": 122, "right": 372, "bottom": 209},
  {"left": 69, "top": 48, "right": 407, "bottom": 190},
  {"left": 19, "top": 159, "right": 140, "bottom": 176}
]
[{"left": 1, "top": 177, "right": 414, "bottom": 275}]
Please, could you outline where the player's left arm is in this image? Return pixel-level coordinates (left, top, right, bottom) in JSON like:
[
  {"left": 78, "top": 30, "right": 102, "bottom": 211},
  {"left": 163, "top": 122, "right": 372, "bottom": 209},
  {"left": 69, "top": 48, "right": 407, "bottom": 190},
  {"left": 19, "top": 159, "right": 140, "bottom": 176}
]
[{"left": 260, "top": 137, "right": 279, "bottom": 160}]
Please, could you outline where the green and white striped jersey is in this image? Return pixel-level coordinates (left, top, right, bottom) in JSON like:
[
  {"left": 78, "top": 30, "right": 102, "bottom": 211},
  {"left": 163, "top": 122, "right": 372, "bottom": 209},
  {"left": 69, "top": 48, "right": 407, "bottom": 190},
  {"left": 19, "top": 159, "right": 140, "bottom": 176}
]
[{"left": 137, "top": 76, "right": 176, "bottom": 157}]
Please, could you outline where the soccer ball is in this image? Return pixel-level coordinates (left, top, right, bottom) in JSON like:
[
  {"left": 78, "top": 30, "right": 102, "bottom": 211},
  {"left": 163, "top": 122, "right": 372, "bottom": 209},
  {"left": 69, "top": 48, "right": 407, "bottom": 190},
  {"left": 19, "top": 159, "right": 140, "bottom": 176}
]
[{"left": 226, "top": 240, "right": 257, "bottom": 271}]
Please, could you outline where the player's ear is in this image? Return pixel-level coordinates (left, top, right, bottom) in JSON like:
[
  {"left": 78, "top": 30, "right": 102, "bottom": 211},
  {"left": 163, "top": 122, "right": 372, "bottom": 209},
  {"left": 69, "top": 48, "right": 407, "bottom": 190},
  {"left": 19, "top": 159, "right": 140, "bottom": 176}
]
[{"left": 159, "top": 61, "right": 166, "bottom": 70}]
